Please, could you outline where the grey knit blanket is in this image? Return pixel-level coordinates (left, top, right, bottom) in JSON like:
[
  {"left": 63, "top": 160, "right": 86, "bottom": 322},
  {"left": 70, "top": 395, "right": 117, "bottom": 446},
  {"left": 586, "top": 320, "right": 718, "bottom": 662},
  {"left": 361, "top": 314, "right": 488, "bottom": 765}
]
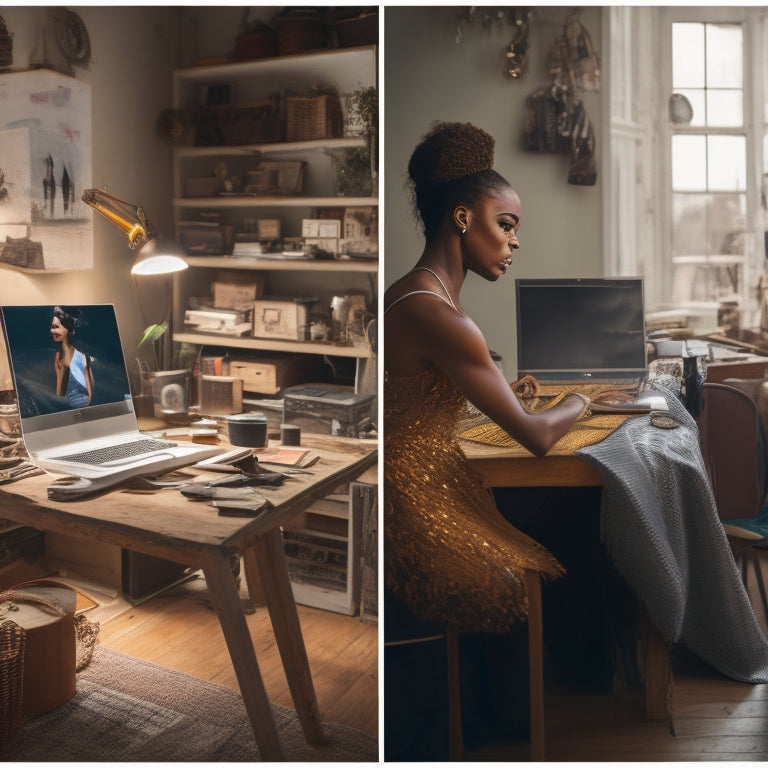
[{"left": 577, "top": 390, "right": 768, "bottom": 683}]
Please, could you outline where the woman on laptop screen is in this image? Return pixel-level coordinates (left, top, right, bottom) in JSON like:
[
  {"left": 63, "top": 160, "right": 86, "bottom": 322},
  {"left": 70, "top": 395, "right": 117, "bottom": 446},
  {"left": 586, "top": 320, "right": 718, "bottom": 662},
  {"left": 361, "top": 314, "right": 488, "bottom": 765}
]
[{"left": 51, "top": 305, "right": 92, "bottom": 408}]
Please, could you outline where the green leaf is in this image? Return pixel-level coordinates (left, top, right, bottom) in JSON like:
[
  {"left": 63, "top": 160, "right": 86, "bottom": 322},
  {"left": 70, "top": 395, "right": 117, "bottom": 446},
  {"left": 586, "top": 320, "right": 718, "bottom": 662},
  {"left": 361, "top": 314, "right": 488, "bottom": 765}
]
[{"left": 138, "top": 322, "right": 168, "bottom": 348}]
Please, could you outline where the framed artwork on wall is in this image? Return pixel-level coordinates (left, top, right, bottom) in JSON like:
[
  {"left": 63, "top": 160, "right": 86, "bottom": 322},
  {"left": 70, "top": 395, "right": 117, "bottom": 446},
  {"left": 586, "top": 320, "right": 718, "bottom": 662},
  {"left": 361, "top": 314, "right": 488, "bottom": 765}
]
[{"left": 0, "top": 69, "right": 92, "bottom": 271}]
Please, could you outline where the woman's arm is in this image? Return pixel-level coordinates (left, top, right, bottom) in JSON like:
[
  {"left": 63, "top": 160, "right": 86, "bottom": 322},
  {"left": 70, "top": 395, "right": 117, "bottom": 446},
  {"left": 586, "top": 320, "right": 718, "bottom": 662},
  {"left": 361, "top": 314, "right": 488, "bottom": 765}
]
[
  {"left": 389, "top": 296, "right": 589, "bottom": 456},
  {"left": 84, "top": 354, "right": 93, "bottom": 403},
  {"left": 53, "top": 350, "right": 65, "bottom": 396}
]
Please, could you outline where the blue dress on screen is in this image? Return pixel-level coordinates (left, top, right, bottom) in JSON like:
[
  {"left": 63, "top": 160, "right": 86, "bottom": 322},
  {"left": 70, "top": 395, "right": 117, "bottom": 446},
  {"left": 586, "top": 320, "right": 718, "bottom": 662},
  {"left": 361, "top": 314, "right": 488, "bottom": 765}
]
[{"left": 66, "top": 349, "right": 90, "bottom": 408}]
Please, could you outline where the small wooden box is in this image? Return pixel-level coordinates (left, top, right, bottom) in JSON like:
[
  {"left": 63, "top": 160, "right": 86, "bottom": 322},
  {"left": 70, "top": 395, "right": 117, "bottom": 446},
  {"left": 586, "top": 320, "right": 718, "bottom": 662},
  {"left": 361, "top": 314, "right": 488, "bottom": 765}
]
[
  {"left": 229, "top": 356, "right": 309, "bottom": 395},
  {"left": 198, "top": 375, "right": 243, "bottom": 415},
  {"left": 252, "top": 299, "right": 309, "bottom": 341}
]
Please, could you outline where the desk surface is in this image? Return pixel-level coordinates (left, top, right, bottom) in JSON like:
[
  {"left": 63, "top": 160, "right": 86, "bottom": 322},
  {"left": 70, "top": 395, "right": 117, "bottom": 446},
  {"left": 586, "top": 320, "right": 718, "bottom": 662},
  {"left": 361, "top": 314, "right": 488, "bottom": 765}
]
[
  {"left": 0, "top": 434, "right": 377, "bottom": 566},
  {"left": 461, "top": 414, "right": 632, "bottom": 487}
]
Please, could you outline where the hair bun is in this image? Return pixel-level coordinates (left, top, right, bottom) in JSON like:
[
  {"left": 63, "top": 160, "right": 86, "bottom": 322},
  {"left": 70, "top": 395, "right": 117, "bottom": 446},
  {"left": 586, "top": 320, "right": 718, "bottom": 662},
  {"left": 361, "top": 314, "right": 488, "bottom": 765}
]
[{"left": 409, "top": 121, "right": 495, "bottom": 187}]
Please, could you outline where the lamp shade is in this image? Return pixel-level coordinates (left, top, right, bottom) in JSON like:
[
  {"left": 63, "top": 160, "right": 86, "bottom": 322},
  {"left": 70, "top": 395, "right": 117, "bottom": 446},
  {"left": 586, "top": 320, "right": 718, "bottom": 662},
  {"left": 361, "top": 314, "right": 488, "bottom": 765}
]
[{"left": 131, "top": 236, "right": 188, "bottom": 275}]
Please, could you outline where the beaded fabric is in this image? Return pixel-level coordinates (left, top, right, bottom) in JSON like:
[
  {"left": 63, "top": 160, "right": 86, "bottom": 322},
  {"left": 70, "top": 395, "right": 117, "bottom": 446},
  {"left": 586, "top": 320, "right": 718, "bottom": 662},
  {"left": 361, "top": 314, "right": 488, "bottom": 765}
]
[
  {"left": 384, "top": 366, "right": 564, "bottom": 634},
  {"left": 460, "top": 410, "right": 629, "bottom": 454}
]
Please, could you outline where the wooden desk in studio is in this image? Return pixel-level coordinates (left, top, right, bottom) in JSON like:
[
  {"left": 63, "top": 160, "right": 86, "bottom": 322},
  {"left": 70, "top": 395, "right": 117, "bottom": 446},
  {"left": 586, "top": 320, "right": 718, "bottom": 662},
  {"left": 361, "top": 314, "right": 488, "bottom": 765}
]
[
  {"left": 461, "top": 423, "right": 671, "bottom": 722},
  {"left": 0, "top": 434, "right": 377, "bottom": 762}
]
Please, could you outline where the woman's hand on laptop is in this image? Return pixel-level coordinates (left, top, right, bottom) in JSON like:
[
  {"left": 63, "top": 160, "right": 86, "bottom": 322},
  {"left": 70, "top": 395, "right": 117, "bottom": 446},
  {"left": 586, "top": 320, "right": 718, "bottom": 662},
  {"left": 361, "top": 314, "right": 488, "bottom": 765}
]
[
  {"left": 511, "top": 374, "right": 540, "bottom": 400},
  {"left": 591, "top": 389, "right": 635, "bottom": 406}
]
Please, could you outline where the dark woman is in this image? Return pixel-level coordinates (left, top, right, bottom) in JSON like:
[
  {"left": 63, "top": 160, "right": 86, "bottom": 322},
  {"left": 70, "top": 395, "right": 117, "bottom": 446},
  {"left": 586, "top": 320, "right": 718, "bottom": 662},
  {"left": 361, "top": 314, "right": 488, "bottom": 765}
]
[
  {"left": 384, "top": 121, "right": 592, "bottom": 633},
  {"left": 51, "top": 306, "right": 92, "bottom": 408}
]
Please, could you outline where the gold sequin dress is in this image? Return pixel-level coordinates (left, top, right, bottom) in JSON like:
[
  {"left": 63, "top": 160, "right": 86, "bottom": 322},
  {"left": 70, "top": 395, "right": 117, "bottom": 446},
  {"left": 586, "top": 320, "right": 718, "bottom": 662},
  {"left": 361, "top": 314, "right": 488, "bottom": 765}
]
[{"left": 385, "top": 361, "right": 565, "bottom": 634}]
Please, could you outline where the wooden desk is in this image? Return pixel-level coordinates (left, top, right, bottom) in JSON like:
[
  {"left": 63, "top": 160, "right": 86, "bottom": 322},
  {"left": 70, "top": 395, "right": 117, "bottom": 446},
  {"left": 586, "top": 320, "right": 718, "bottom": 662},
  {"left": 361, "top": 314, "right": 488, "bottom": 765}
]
[
  {"left": 0, "top": 434, "right": 377, "bottom": 761},
  {"left": 461, "top": 425, "right": 671, "bottom": 722}
]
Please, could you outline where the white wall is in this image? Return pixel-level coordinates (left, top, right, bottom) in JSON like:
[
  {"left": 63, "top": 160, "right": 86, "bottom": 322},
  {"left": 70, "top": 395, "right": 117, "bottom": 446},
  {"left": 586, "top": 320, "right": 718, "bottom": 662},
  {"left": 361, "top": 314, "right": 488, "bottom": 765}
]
[
  {"left": 384, "top": 6, "right": 604, "bottom": 374},
  {"left": 0, "top": 5, "right": 183, "bottom": 388}
]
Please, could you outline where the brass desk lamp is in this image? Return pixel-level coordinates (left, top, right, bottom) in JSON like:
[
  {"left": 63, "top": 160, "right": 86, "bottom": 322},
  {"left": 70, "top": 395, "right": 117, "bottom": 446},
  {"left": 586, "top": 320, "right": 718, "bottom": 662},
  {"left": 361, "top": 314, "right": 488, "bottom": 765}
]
[{"left": 81, "top": 188, "right": 187, "bottom": 369}]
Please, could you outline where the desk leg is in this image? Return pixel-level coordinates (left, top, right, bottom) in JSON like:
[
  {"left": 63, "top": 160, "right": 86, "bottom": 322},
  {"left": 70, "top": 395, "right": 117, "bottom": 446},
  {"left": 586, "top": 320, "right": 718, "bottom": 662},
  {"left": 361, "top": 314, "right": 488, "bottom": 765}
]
[
  {"left": 202, "top": 551, "right": 284, "bottom": 761},
  {"left": 525, "top": 571, "right": 546, "bottom": 761},
  {"left": 645, "top": 619, "right": 671, "bottom": 721},
  {"left": 250, "top": 528, "right": 327, "bottom": 746},
  {"left": 243, "top": 547, "right": 266, "bottom": 605}
]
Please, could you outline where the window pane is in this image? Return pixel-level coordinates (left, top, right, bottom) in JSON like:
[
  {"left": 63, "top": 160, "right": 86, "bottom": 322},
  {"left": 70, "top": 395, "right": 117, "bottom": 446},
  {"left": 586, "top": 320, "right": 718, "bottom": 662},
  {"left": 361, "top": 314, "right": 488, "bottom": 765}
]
[
  {"left": 706, "top": 24, "right": 743, "bottom": 88},
  {"left": 676, "top": 89, "right": 705, "bottom": 127},
  {"left": 672, "top": 135, "right": 707, "bottom": 191},
  {"left": 707, "top": 135, "right": 746, "bottom": 190},
  {"left": 672, "top": 193, "right": 708, "bottom": 256},
  {"left": 672, "top": 263, "right": 742, "bottom": 304},
  {"left": 671, "top": 192, "right": 746, "bottom": 304},
  {"left": 706, "top": 90, "right": 743, "bottom": 127},
  {"left": 673, "top": 23, "right": 705, "bottom": 88}
]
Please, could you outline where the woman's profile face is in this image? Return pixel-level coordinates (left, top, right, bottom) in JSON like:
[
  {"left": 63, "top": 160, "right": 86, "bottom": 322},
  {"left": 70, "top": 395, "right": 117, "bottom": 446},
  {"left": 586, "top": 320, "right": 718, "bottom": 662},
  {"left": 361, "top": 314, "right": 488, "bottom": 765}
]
[
  {"left": 461, "top": 186, "right": 521, "bottom": 282},
  {"left": 51, "top": 315, "right": 68, "bottom": 343}
]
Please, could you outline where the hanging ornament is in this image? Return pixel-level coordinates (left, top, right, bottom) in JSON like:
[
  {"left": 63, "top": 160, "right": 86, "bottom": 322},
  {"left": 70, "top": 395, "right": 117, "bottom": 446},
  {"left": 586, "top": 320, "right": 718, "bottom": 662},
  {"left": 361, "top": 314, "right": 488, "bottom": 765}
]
[
  {"left": 0, "top": 15, "right": 12, "bottom": 71},
  {"left": 505, "top": 10, "right": 531, "bottom": 79}
]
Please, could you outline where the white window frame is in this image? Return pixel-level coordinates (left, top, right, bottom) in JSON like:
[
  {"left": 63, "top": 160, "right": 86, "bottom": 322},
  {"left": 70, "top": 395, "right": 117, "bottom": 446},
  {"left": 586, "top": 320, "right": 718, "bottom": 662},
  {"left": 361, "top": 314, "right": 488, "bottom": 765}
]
[{"left": 604, "top": 6, "right": 766, "bottom": 326}]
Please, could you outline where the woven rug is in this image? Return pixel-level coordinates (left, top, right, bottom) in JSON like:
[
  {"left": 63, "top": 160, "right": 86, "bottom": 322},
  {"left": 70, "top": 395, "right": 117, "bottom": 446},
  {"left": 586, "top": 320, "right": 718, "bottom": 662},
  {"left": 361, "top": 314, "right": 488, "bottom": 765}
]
[{"left": 2, "top": 647, "right": 378, "bottom": 762}]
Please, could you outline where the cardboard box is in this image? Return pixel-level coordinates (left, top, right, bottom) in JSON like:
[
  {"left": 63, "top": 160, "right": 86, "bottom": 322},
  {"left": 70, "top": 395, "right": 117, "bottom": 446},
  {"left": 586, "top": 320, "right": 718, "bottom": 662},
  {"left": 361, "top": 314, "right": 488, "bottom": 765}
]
[
  {"left": 252, "top": 298, "right": 309, "bottom": 341},
  {"left": 212, "top": 278, "right": 264, "bottom": 310},
  {"left": 229, "top": 356, "right": 310, "bottom": 395}
]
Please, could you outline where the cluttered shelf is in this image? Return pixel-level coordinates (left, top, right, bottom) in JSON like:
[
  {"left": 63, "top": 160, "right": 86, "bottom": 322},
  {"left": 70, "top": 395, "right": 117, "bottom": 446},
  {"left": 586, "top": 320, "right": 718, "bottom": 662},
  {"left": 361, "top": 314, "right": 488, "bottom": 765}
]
[
  {"left": 173, "top": 195, "right": 377, "bottom": 209},
  {"left": 173, "top": 331, "right": 372, "bottom": 359},
  {"left": 183, "top": 256, "right": 377, "bottom": 272},
  {"left": 173, "top": 136, "right": 367, "bottom": 159}
]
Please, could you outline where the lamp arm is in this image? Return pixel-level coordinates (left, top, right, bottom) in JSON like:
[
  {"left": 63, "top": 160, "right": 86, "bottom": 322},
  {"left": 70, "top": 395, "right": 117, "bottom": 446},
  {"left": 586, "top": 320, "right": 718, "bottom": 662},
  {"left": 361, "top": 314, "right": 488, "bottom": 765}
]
[{"left": 81, "top": 188, "right": 156, "bottom": 249}]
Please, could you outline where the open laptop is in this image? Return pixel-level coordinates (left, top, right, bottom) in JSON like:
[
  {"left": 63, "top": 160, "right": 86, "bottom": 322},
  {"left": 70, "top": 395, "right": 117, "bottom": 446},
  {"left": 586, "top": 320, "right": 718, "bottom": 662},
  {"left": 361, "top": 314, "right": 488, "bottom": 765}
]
[
  {"left": 0, "top": 304, "right": 223, "bottom": 484},
  {"left": 515, "top": 277, "right": 667, "bottom": 413}
]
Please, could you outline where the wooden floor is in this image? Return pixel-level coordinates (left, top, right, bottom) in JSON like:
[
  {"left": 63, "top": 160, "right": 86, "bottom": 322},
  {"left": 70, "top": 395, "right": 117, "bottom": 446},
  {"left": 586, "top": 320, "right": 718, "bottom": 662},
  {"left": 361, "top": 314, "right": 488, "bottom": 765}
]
[
  {"left": 464, "top": 648, "right": 768, "bottom": 761},
  {"left": 94, "top": 572, "right": 379, "bottom": 741},
  {"left": 465, "top": 550, "right": 768, "bottom": 761},
  {"left": 84, "top": 550, "right": 768, "bottom": 761}
]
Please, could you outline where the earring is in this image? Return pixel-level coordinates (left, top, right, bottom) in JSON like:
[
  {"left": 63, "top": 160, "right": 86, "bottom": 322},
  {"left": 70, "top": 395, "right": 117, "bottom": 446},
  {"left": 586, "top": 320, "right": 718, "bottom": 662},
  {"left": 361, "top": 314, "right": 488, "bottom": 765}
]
[{"left": 461, "top": 227, "right": 467, "bottom": 235}]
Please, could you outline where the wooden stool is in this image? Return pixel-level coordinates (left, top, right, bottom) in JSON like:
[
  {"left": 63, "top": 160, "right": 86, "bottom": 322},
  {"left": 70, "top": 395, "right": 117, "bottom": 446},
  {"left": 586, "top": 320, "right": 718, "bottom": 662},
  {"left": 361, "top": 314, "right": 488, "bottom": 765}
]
[{"left": 385, "top": 571, "right": 546, "bottom": 761}]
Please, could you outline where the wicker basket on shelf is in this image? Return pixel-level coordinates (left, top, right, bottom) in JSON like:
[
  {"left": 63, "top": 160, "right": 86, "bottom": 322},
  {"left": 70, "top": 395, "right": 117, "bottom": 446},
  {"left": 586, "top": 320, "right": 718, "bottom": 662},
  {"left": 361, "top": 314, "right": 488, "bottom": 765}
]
[
  {"left": 273, "top": 12, "right": 328, "bottom": 55},
  {"left": 286, "top": 94, "right": 343, "bottom": 143}
]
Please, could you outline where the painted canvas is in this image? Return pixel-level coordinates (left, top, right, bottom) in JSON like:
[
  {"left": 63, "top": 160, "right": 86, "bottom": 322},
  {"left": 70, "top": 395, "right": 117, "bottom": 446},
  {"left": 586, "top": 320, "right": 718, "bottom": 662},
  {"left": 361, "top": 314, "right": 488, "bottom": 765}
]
[{"left": 0, "top": 69, "right": 92, "bottom": 271}]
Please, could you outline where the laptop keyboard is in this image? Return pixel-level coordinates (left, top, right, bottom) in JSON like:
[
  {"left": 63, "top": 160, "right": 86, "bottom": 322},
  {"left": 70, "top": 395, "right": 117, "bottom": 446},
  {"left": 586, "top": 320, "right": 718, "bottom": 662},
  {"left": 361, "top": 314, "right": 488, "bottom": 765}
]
[{"left": 53, "top": 438, "right": 177, "bottom": 465}]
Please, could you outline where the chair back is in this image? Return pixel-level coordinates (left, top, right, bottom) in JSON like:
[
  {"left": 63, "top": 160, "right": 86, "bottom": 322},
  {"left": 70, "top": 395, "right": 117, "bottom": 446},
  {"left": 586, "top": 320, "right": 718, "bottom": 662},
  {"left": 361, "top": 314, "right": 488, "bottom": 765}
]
[{"left": 697, "top": 382, "right": 767, "bottom": 520}]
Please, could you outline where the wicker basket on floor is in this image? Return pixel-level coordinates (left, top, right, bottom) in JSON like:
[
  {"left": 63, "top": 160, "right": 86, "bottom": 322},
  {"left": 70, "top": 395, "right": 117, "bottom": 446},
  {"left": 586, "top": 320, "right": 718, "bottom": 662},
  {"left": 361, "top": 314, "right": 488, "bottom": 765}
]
[
  {"left": 0, "top": 620, "right": 26, "bottom": 749},
  {"left": 286, "top": 94, "right": 344, "bottom": 142}
]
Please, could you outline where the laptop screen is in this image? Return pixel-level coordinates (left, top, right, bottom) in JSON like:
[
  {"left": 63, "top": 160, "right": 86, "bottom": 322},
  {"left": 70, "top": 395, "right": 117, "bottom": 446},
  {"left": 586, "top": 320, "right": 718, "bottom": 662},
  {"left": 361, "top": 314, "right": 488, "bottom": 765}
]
[
  {"left": 515, "top": 278, "right": 647, "bottom": 381},
  {"left": 1, "top": 304, "right": 134, "bottom": 432}
]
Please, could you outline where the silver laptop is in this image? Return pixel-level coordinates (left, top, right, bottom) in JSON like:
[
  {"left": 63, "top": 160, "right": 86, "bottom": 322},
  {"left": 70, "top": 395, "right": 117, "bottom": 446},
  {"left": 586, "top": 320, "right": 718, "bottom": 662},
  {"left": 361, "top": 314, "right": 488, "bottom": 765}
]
[{"left": 1, "top": 304, "right": 222, "bottom": 483}]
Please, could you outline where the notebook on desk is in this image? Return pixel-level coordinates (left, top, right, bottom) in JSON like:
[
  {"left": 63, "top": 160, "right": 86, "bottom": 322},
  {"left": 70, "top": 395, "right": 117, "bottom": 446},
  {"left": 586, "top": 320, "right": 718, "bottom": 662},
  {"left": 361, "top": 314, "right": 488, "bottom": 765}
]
[
  {"left": 515, "top": 277, "right": 668, "bottom": 413},
  {"left": 0, "top": 304, "right": 222, "bottom": 483}
]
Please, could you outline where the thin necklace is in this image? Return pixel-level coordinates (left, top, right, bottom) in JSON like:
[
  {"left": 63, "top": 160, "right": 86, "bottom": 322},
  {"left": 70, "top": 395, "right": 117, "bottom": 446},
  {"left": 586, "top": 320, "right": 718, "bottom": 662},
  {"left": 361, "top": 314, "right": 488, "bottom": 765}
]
[{"left": 412, "top": 267, "right": 458, "bottom": 310}]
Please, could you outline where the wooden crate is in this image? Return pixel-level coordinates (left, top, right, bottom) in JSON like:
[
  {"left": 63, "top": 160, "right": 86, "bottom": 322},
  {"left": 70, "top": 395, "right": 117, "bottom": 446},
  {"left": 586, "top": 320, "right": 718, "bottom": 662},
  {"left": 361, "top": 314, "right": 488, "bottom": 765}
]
[{"left": 228, "top": 356, "right": 309, "bottom": 395}]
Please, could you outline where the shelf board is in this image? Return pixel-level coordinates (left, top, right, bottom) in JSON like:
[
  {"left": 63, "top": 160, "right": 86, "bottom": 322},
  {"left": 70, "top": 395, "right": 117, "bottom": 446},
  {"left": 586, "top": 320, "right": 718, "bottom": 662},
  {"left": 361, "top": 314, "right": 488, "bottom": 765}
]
[
  {"left": 174, "top": 331, "right": 372, "bottom": 358},
  {"left": 174, "top": 196, "right": 377, "bottom": 208},
  {"left": 183, "top": 256, "right": 377, "bottom": 272},
  {"left": 174, "top": 137, "right": 366, "bottom": 158},
  {"left": 173, "top": 45, "right": 377, "bottom": 94}
]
